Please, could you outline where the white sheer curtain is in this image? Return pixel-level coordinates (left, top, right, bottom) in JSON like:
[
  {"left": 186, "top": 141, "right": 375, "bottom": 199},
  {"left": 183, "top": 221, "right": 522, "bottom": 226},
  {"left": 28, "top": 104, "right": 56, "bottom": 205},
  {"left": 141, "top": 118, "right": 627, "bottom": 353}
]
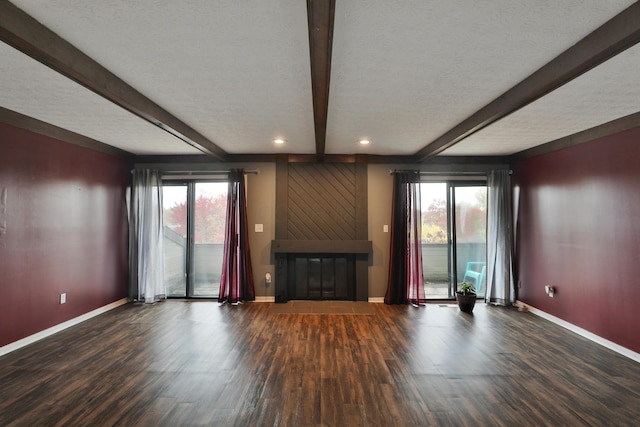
[
  {"left": 485, "top": 169, "right": 515, "bottom": 305},
  {"left": 129, "top": 169, "right": 165, "bottom": 303}
]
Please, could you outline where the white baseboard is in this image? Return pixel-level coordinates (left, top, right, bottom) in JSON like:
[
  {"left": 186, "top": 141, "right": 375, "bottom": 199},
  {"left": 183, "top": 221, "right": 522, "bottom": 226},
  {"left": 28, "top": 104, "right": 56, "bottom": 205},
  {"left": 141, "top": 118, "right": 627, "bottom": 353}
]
[
  {"left": 0, "top": 298, "right": 128, "bottom": 357},
  {"left": 368, "top": 297, "right": 385, "bottom": 303},
  {"left": 517, "top": 300, "right": 640, "bottom": 364},
  {"left": 254, "top": 296, "right": 275, "bottom": 303}
]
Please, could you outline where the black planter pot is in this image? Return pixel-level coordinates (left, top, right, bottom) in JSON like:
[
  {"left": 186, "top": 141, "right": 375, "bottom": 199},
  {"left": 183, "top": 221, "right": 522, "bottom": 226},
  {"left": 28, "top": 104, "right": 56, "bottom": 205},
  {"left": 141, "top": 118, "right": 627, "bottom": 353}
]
[{"left": 456, "top": 292, "right": 477, "bottom": 313}]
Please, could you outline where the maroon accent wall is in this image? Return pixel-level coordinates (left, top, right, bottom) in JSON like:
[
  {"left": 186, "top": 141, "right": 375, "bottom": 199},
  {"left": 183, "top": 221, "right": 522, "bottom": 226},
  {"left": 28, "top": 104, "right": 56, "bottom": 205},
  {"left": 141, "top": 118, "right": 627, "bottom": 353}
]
[
  {"left": 0, "top": 123, "right": 131, "bottom": 347},
  {"left": 513, "top": 127, "right": 640, "bottom": 353}
]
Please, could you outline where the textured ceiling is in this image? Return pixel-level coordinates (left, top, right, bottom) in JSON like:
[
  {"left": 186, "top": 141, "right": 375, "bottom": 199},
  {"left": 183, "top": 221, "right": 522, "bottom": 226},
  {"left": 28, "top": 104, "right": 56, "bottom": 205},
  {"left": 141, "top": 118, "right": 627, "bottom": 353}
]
[
  {"left": 0, "top": 41, "right": 200, "bottom": 155},
  {"left": 2, "top": 0, "right": 639, "bottom": 158},
  {"left": 6, "top": 0, "right": 316, "bottom": 155},
  {"left": 443, "top": 42, "right": 640, "bottom": 155},
  {"left": 326, "top": 0, "right": 637, "bottom": 155}
]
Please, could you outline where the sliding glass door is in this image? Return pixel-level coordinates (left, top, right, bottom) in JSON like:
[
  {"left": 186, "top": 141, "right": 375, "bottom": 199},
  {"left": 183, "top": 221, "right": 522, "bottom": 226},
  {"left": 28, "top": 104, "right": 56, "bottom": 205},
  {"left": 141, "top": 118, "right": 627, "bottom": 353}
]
[
  {"left": 163, "top": 184, "right": 188, "bottom": 297},
  {"left": 452, "top": 185, "right": 487, "bottom": 298},
  {"left": 421, "top": 183, "right": 450, "bottom": 298},
  {"left": 421, "top": 181, "right": 487, "bottom": 299},
  {"left": 192, "top": 182, "right": 227, "bottom": 297},
  {"left": 162, "top": 181, "right": 227, "bottom": 298}
]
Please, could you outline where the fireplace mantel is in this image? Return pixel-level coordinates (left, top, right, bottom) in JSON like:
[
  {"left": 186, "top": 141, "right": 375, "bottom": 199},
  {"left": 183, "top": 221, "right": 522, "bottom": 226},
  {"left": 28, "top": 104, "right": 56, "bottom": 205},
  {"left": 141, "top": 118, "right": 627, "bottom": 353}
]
[{"left": 271, "top": 240, "right": 372, "bottom": 254}]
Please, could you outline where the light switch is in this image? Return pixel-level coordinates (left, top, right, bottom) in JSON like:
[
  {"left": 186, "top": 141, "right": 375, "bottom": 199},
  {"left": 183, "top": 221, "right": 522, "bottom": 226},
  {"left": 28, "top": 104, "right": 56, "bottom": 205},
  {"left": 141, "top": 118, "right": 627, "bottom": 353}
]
[
  {"left": 383, "top": 225, "right": 389, "bottom": 233},
  {"left": 255, "top": 224, "right": 264, "bottom": 233}
]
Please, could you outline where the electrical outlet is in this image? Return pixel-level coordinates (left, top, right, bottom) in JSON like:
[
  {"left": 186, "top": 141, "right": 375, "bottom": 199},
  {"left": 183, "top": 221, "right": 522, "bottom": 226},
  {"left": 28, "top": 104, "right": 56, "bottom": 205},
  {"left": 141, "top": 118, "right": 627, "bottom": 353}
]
[
  {"left": 544, "top": 285, "right": 554, "bottom": 298},
  {"left": 60, "top": 293, "right": 66, "bottom": 304}
]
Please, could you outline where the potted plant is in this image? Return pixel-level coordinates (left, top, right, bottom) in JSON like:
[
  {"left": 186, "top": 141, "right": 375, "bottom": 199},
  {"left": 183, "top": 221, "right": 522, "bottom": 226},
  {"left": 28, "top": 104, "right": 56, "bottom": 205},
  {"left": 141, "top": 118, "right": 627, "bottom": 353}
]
[{"left": 456, "top": 281, "right": 477, "bottom": 313}]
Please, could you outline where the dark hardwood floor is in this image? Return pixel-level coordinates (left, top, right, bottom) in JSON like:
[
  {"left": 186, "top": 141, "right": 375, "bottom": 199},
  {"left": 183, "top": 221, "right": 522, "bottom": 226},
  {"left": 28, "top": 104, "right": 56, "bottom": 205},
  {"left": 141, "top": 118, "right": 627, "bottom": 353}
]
[{"left": 1, "top": 301, "right": 640, "bottom": 426}]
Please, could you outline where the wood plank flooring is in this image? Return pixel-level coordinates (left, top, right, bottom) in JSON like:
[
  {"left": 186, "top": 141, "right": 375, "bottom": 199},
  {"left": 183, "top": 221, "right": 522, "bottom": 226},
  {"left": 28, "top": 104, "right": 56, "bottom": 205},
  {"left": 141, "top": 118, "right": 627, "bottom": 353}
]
[
  {"left": 268, "top": 301, "right": 375, "bottom": 314},
  {"left": 1, "top": 301, "right": 640, "bottom": 426}
]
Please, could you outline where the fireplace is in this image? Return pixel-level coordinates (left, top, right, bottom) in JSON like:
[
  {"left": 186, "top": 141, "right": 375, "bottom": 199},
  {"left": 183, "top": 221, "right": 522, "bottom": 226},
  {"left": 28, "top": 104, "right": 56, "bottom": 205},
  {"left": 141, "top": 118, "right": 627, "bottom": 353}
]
[
  {"left": 271, "top": 240, "right": 372, "bottom": 303},
  {"left": 288, "top": 254, "right": 355, "bottom": 300}
]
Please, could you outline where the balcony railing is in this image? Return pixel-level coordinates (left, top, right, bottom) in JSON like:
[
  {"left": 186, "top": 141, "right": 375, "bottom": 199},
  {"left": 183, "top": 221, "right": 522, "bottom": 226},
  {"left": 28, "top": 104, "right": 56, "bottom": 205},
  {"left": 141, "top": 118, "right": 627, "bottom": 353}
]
[
  {"left": 422, "top": 242, "right": 486, "bottom": 298},
  {"left": 164, "top": 227, "right": 223, "bottom": 297}
]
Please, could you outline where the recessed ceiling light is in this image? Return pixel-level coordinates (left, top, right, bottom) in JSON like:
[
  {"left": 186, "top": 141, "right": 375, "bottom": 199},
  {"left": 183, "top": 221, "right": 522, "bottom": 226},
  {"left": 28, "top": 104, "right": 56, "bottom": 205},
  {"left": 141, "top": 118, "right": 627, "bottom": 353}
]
[
  {"left": 359, "top": 139, "right": 370, "bottom": 145},
  {"left": 274, "top": 138, "right": 285, "bottom": 145}
]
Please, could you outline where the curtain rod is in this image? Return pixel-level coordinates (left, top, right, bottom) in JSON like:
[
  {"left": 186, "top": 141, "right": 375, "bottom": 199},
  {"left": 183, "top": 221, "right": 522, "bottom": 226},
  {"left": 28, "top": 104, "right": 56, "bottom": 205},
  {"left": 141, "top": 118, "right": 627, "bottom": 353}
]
[
  {"left": 162, "top": 169, "right": 259, "bottom": 175},
  {"left": 388, "top": 170, "right": 511, "bottom": 175},
  {"left": 389, "top": 170, "right": 486, "bottom": 175},
  {"left": 132, "top": 169, "right": 260, "bottom": 175}
]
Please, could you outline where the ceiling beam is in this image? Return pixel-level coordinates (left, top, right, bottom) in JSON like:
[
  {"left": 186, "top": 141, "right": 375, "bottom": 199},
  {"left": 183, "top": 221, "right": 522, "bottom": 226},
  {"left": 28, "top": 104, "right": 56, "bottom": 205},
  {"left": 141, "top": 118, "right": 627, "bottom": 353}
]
[
  {"left": 0, "top": 1, "right": 227, "bottom": 161},
  {"left": 307, "top": 0, "right": 336, "bottom": 162},
  {"left": 415, "top": 2, "right": 640, "bottom": 162}
]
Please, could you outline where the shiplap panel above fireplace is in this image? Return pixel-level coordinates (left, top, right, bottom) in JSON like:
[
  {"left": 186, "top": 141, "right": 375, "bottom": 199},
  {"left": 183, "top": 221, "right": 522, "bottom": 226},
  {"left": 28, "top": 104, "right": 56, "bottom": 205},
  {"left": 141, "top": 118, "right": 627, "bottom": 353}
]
[{"left": 287, "top": 163, "right": 357, "bottom": 240}]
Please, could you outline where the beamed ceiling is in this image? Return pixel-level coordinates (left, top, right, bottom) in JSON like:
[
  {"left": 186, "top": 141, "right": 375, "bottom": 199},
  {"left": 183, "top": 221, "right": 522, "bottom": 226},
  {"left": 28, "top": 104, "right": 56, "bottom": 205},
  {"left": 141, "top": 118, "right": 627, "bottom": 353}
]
[{"left": 1, "top": 1, "right": 640, "bottom": 163}]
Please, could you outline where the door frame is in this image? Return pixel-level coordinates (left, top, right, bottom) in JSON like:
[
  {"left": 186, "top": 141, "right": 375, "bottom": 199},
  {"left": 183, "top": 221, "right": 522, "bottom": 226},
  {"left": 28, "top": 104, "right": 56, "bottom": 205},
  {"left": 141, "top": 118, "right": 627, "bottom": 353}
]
[{"left": 421, "top": 179, "right": 487, "bottom": 300}]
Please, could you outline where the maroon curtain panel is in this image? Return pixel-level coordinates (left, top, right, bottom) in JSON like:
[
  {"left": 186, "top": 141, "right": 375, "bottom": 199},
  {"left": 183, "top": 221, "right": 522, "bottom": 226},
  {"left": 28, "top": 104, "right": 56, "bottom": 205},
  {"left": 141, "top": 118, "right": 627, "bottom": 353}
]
[
  {"left": 219, "top": 169, "right": 255, "bottom": 303},
  {"left": 384, "top": 171, "right": 425, "bottom": 305}
]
